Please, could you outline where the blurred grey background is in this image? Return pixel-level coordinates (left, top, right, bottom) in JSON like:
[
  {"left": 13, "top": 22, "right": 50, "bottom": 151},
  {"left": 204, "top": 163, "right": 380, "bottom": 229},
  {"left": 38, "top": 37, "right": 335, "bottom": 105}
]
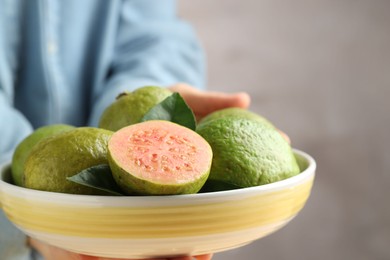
[{"left": 179, "top": 1, "right": 390, "bottom": 260}]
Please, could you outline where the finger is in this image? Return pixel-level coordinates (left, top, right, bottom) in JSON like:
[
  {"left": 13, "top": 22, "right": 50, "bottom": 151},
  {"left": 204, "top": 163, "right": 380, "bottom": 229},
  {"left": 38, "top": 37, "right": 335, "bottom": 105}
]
[
  {"left": 165, "top": 253, "right": 213, "bottom": 260},
  {"left": 193, "top": 91, "right": 250, "bottom": 114},
  {"left": 29, "top": 238, "right": 86, "bottom": 260},
  {"left": 193, "top": 92, "right": 251, "bottom": 121},
  {"left": 169, "top": 83, "right": 251, "bottom": 118},
  {"left": 193, "top": 254, "right": 213, "bottom": 260}
]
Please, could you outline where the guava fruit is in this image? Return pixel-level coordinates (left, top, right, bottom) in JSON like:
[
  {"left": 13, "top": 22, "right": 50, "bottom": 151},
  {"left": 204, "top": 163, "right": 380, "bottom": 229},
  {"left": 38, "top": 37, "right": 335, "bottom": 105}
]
[
  {"left": 99, "top": 86, "right": 172, "bottom": 131},
  {"left": 199, "top": 107, "right": 274, "bottom": 128},
  {"left": 107, "top": 120, "right": 213, "bottom": 195},
  {"left": 24, "top": 127, "right": 113, "bottom": 194},
  {"left": 11, "top": 124, "right": 75, "bottom": 186},
  {"left": 196, "top": 118, "right": 300, "bottom": 191}
]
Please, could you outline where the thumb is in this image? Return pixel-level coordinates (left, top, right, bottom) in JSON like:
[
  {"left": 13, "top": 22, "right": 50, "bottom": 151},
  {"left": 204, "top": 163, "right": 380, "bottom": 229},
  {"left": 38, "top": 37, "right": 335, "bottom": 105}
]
[{"left": 192, "top": 91, "right": 250, "bottom": 120}]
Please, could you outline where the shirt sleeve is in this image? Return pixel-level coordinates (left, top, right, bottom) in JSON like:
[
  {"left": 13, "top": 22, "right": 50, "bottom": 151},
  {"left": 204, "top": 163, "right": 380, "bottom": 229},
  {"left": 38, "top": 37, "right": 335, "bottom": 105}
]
[
  {"left": 88, "top": 0, "right": 206, "bottom": 126},
  {"left": 0, "top": 89, "right": 33, "bottom": 163}
]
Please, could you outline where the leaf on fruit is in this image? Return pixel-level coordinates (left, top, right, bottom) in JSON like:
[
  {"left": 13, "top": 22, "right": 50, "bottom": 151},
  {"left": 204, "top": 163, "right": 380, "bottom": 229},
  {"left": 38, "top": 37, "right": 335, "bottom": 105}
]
[
  {"left": 141, "top": 92, "right": 196, "bottom": 130},
  {"left": 67, "top": 164, "right": 124, "bottom": 196}
]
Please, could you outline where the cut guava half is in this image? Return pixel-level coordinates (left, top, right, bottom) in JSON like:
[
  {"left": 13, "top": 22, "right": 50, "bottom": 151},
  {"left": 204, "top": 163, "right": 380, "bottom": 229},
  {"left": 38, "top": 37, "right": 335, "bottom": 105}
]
[{"left": 107, "top": 120, "right": 213, "bottom": 195}]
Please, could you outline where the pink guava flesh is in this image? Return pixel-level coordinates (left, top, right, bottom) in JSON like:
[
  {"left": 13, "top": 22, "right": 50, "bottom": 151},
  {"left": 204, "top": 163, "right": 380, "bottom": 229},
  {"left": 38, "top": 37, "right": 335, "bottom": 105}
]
[{"left": 108, "top": 120, "right": 212, "bottom": 194}]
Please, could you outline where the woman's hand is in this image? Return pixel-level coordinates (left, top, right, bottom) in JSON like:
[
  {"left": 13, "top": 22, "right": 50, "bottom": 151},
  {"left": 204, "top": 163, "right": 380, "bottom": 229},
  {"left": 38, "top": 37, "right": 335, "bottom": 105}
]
[
  {"left": 170, "top": 83, "right": 290, "bottom": 143},
  {"left": 169, "top": 83, "right": 251, "bottom": 121},
  {"left": 29, "top": 238, "right": 213, "bottom": 260}
]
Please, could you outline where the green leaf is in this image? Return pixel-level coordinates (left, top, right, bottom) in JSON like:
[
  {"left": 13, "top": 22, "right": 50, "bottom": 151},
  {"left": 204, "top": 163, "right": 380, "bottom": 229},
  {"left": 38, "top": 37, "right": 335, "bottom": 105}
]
[
  {"left": 67, "top": 164, "right": 124, "bottom": 196},
  {"left": 141, "top": 92, "right": 196, "bottom": 130}
]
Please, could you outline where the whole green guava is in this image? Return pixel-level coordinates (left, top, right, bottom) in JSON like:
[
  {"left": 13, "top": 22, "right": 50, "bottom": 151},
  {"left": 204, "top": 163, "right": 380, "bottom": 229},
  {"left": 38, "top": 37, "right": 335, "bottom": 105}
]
[
  {"left": 99, "top": 86, "right": 172, "bottom": 131},
  {"left": 24, "top": 127, "right": 113, "bottom": 195},
  {"left": 11, "top": 124, "right": 75, "bottom": 186},
  {"left": 197, "top": 117, "right": 300, "bottom": 191}
]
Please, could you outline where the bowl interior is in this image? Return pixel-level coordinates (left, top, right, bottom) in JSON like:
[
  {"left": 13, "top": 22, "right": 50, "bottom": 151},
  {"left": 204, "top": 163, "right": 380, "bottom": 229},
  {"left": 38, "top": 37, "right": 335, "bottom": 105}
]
[{"left": 2, "top": 165, "right": 12, "bottom": 184}]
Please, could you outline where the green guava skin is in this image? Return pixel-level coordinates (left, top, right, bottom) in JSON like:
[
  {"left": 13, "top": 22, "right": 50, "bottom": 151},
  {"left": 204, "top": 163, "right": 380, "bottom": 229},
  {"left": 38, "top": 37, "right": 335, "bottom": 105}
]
[
  {"left": 196, "top": 118, "right": 300, "bottom": 190},
  {"left": 24, "top": 127, "right": 113, "bottom": 195},
  {"left": 99, "top": 86, "right": 172, "bottom": 131},
  {"left": 11, "top": 124, "right": 75, "bottom": 187},
  {"left": 198, "top": 107, "right": 275, "bottom": 128}
]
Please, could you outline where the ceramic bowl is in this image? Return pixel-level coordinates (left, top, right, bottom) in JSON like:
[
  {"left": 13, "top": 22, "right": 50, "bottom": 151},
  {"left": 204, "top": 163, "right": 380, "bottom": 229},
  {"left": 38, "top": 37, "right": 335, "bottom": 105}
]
[{"left": 0, "top": 149, "right": 315, "bottom": 259}]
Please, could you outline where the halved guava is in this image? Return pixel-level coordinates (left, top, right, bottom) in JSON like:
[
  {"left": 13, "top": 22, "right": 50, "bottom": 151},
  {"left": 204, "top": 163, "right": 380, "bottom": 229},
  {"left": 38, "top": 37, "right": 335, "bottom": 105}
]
[{"left": 107, "top": 120, "right": 213, "bottom": 195}]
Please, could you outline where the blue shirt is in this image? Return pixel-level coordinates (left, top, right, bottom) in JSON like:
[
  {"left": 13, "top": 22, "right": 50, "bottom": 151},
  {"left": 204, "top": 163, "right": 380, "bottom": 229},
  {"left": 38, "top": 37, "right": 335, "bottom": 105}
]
[{"left": 0, "top": 0, "right": 205, "bottom": 259}]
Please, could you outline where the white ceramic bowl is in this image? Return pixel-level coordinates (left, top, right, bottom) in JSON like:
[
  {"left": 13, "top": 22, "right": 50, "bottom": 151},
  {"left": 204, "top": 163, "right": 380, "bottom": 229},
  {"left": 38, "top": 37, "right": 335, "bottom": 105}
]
[{"left": 0, "top": 149, "right": 315, "bottom": 259}]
